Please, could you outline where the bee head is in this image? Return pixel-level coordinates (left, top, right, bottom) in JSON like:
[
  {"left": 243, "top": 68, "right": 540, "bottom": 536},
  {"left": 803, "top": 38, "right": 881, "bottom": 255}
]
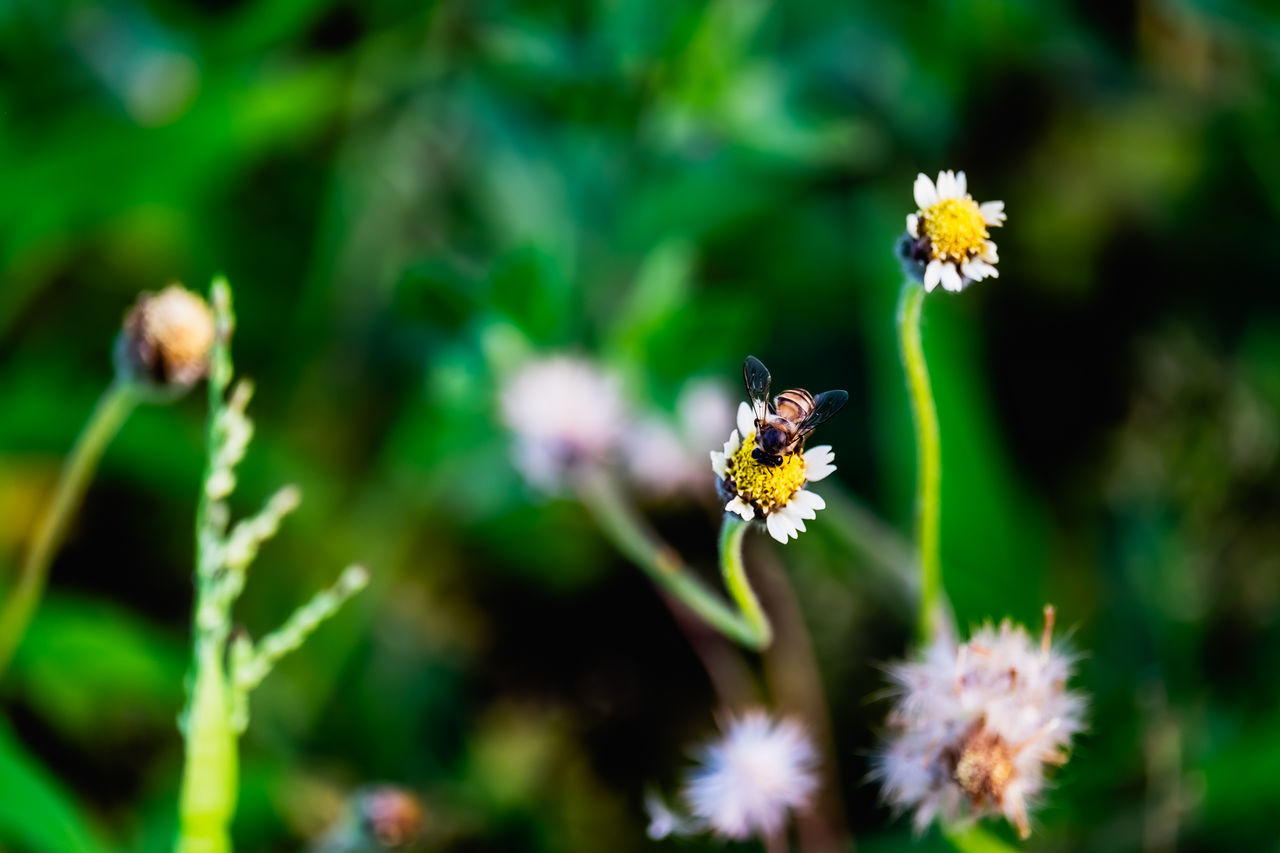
[{"left": 750, "top": 447, "right": 784, "bottom": 467}]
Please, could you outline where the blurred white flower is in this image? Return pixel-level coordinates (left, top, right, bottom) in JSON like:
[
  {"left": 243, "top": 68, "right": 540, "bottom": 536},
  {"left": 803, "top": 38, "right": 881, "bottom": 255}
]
[
  {"left": 649, "top": 711, "right": 818, "bottom": 843},
  {"left": 903, "top": 170, "right": 1004, "bottom": 293},
  {"left": 874, "top": 607, "right": 1084, "bottom": 839},
  {"left": 626, "top": 379, "right": 736, "bottom": 498},
  {"left": 684, "top": 711, "right": 819, "bottom": 841},
  {"left": 499, "top": 356, "right": 628, "bottom": 490},
  {"left": 711, "top": 402, "right": 836, "bottom": 543}
]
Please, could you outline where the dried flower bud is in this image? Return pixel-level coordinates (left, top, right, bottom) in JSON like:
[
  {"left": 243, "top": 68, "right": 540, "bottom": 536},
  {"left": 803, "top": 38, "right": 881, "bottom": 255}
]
[
  {"left": 356, "top": 786, "right": 425, "bottom": 849},
  {"left": 116, "top": 284, "right": 215, "bottom": 388}
]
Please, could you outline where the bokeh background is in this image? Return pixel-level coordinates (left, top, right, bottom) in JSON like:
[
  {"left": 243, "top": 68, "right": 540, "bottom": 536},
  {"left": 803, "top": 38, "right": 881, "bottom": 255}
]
[{"left": 3, "top": 0, "right": 1280, "bottom": 850}]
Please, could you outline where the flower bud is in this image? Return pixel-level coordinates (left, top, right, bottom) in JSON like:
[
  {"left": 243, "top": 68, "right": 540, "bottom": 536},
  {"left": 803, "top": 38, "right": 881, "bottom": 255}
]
[
  {"left": 115, "top": 284, "right": 215, "bottom": 388},
  {"left": 355, "top": 786, "right": 425, "bottom": 849}
]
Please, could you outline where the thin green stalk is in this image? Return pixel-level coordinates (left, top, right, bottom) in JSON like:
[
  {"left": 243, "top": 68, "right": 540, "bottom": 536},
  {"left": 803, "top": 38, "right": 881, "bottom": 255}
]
[
  {"left": 718, "top": 515, "right": 771, "bottom": 648},
  {"left": 0, "top": 379, "right": 139, "bottom": 677},
  {"left": 897, "top": 281, "right": 942, "bottom": 642},
  {"left": 576, "top": 470, "right": 771, "bottom": 650}
]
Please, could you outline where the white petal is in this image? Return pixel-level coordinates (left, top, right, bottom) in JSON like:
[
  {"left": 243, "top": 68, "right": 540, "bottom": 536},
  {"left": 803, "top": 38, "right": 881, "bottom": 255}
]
[
  {"left": 923, "top": 260, "right": 944, "bottom": 292},
  {"left": 795, "top": 488, "right": 827, "bottom": 514},
  {"left": 722, "top": 430, "right": 740, "bottom": 457},
  {"left": 710, "top": 450, "right": 727, "bottom": 477},
  {"left": 941, "top": 263, "right": 963, "bottom": 293},
  {"left": 766, "top": 512, "right": 795, "bottom": 543},
  {"left": 955, "top": 170, "right": 967, "bottom": 196},
  {"left": 936, "top": 170, "right": 955, "bottom": 200},
  {"left": 913, "top": 173, "right": 937, "bottom": 209},
  {"left": 725, "top": 496, "right": 755, "bottom": 520},
  {"left": 803, "top": 445, "right": 836, "bottom": 481},
  {"left": 736, "top": 401, "right": 755, "bottom": 438},
  {"left": 906, "top": 213, "right": 919, "bottom": 238},
  {"left": 961, "top": 261, "right": 997, "bottom": 281},
  {"left": 981, "top": 240, "right": 999, "bottom": 263},
  {"left": 980, "top": 200, "right": 1006, "bottom": 226},
  {"left": 777, "top": 503, "right": 809, "bottom": 534},
  {"left": 785, "top": 490, "right": 824, "bottom": 521}
]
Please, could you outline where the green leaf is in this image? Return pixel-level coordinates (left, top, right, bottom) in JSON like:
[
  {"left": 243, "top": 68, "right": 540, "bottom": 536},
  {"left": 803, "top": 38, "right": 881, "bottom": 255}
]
[
  {"left": 8, "top": 596, "right": 185, "bottom": 742},
  {"left": 0, "top": 715, "right": 114, "bottom": 853}
]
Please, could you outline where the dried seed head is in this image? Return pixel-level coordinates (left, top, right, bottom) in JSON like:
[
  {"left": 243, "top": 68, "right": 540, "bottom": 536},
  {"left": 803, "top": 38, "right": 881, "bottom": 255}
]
[
  {"left": 117, "top": 284, "right": 215, "bottom": 388},
  {"left": 873, "top": 606, "right": 1085, "bottom": 839}
]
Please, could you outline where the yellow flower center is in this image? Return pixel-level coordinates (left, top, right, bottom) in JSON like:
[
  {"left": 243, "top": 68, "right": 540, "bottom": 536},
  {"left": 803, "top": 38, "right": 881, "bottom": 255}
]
[
  {"left": 922, "top": 197, "right": 988, "bottom": 263},
  {"left": 725, "top": 431, "right": 807, "bottom": 514}
]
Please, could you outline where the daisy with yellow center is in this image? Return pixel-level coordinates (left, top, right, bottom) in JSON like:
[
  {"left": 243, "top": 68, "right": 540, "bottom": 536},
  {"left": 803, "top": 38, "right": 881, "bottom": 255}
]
[
  {"left": 710, "top": 402, "right": 836, "bottom": 544},
  {"left": 905, "top": 170, "right": 1005, "bottom": 293}
]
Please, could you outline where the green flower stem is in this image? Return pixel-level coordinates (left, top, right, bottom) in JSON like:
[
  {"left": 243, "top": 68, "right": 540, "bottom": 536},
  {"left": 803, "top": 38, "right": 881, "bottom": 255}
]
[
  {"left": 718, "top": 514, "right": 771, "bottom": 648},
  {"left": 943, "top": 824, "right": 1022, "bottom": 853},
  {"left": 0, "top": 378, "right": 140, "bottom": 677},
  {"left": 897, "top": 281, "right": 943, "bottom": 643},
  {"left": 176, "top": 641, "right": 236, "bottom": 853},
  {"left": 576, "top": 470, "right": 771, "bottom": 650}
]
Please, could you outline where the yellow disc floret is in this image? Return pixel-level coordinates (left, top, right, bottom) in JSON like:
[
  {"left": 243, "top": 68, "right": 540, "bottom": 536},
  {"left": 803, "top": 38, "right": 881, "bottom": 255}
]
[
  {"left": 725, "top": 431, "right": 808, "bottom": 515},
  {"left": 922, "top": 197, "right": 988, "bottom": 263}
]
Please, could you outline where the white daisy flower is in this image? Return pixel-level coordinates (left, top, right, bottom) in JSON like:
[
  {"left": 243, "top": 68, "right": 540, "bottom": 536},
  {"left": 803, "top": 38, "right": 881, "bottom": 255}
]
[
  {"left": 874, "top": 606, "right": 1085, "bottom": 839},
  {"left": 498, "top": 355, "right": 628, "bottom": 491},
  {"left": 901, "top": 170, "right": 1005, "bottom": 293},
  {"left": 710, "top": 401, "right": 837, "bottom": 543},
  {"left": 627, "top": 379, "right": 736, "bottom": 498},
  {"left": 667, "top": 711, "right": 819, "bottom": 842}
]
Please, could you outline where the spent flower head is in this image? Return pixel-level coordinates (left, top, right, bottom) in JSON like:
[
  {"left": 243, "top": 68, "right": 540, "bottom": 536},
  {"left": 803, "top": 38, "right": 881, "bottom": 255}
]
[
  {"left": 648, "top": 711, "right": 819, "bottom": 843},
  {"left": 712, "top": 402, "right": 837, "bottom": 543},
  {"left": 899, "top": 170, "right": 1005, "bottom": 293},
  {"left": 499, "top": 355, "right": 628, "bottom": 491},
  {"left": 116, "top": 283, "right": 216, "bottom": 388},
  {"left": 874, "top": 606, "right": 1084, "bottom": 839}
]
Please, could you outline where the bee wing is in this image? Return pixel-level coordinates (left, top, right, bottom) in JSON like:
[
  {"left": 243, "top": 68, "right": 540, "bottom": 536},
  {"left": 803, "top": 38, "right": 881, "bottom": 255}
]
[
  {"left": 796, "top": 389, "right": 849, "bottom": 436},
  {"left": 742, "top": 355, "right": 773, "bottom": 422}
]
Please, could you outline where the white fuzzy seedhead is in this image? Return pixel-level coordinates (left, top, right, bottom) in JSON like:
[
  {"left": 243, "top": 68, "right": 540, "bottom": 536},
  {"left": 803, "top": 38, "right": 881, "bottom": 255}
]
[
  {"left": 499, "top": 355, "right": 628, "bottom": 491},
  {"left": 874, "top": 606, "right": 1085, "bottom": 839},
  {"left": 681, "top": 711, "right": 820, "bottom": 841}
]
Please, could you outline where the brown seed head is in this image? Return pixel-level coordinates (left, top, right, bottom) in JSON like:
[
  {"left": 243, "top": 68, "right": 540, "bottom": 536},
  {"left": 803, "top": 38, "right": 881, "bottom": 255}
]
[
  {"left": 119, "top": 284, "right": 215, "bottom": 387},
  {"left": 944, "top": 719, "right": 1017, "bottom": 807}
]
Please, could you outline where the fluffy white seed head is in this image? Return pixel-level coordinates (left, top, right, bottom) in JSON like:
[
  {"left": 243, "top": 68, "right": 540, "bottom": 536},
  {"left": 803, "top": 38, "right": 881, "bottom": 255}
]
[
  {"left": 875, "top": 607, "right": 1084, "bottom": 839},
  {"left": 683, "top": 711, "right": 820, "bottom": 841},
  {"left": 499, "top": 355, "right": 628, "bottom": 491}
]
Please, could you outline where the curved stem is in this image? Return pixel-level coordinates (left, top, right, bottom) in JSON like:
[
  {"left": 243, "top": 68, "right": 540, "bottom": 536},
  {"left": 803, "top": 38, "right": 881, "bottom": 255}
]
[
  {"left": 0, "top": 379, "right": 139, "bottom": 677},
  {"left": 897, "top": 281, "right": 943, "bottom": 643},
  {"left": 576, "top": 470, "right": 771, "bottom": 650},
  {"left": 718, "top": 515, "right": 771, "bottom": 649}
]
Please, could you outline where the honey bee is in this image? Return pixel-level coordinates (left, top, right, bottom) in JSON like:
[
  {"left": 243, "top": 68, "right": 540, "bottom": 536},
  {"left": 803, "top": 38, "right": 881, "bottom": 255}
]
[{"left": 743, "top": 355, "right": 848, "bottom": 467}]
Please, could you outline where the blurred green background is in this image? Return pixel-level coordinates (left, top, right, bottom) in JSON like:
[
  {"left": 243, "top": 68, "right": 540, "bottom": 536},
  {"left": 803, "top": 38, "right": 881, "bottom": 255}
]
[{"left": 3, "top": 0, "right": 1280, "bottom": 850}]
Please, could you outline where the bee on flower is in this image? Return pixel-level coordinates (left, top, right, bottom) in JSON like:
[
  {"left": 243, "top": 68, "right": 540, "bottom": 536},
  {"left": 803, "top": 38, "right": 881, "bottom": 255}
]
[
  {"left": 874, "top": 606, "right": 1085, "bottom": 839},
  {"left": 498, "top": 355, "right": 629, "bottom": 492},
  {"left": 899, "top": 170, "right": 1005, "bottom": 293},
  {"left": 647, "top": 711, "right": 819, "bottom": 844},
  {"left": 710, "top": 356, "right": 846, "bottom": 543}
]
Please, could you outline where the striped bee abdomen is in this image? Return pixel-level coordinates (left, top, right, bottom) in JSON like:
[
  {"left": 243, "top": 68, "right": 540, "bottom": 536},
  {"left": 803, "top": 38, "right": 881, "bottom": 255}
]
[{"left": 774, "top": 388, "right": 815, "bottom": 423}]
